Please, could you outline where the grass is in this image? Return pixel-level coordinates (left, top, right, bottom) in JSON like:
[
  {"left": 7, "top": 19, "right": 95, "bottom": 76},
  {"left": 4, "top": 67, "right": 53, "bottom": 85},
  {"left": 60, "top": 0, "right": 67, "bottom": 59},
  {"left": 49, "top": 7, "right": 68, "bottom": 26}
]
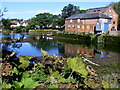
[{"left": 29, "top": 29, "right": 59, "bottom": 32}]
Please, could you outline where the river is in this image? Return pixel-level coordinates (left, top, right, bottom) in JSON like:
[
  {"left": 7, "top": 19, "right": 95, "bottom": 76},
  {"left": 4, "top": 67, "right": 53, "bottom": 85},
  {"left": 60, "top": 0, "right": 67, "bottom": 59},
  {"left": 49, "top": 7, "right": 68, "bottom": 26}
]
[{"left": 1, "top": 33, "right": 120, "bottom": 88}]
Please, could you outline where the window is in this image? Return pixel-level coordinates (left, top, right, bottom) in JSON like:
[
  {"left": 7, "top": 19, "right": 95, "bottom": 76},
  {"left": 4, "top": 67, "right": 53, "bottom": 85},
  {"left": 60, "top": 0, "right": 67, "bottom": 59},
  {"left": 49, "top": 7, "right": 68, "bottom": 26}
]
[
  {"left": 70, "top": 19, "right": 72, "bottom": 23},
  {"left": 113, "top": 15, "right": 115, "bottom": 19},
  {"left": 108, "top": 19, "right": 111, "bottom": 23},
  {"left": 98, "top": 9, "right": 100, "bottom": 12},
  {"left": 109, "top": 8, "right": 112, "bottom": 12},
  {"left": 72, "top": 25, "right": 75, "bottom": 27},
  {"left": 77, "top": 25, "right": 80, "bottom": 28},
  {"left": 82, "top": 25, "right": 85, "bottom": 29},
  {"left": 106, "top": 14, "right": 113, "bottom": 18},
  {"left": 68, "top": 25, "right": 70, "bottom": 28},
  {"left": 86, "top": 25, "right": 90, "bottom": 29},
  {"left": 77, "top": 19, "right": 80, "bottom": 23},
  {"left": 113, "top": 21, "right": 115, "bottom": 24}
]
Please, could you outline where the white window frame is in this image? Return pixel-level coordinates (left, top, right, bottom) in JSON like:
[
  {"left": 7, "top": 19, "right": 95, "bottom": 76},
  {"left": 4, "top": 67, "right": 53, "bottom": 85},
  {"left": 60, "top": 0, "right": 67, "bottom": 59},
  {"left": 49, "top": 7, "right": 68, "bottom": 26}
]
[
  {"left": 77, "top": 19, "right": 80, "bottom": 23},
  {"left": 72, "top": 25, "right": 75, "bottom": 27},
  {"left": 68, "top": 25, "right": 70, "bottom": 28},
  {"left": 70, "top": 19, "right": 72, "bottom": 23},
  {"left": 77, "top": 25, "right": 80, "bottom": 28},
  {"left": 109, "top": 8, "right": 112, "bottom": 12}
]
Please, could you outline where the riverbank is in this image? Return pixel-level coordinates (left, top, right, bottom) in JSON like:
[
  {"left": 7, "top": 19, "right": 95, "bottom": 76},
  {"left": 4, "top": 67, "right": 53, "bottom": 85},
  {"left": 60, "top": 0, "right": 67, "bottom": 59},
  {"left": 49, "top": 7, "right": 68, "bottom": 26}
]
[
  {"left": 53, "top": 32, "right": 120, "bottom": 45},
  {"left": 1, "top": 29, "right": 59, "bottom": 34}
]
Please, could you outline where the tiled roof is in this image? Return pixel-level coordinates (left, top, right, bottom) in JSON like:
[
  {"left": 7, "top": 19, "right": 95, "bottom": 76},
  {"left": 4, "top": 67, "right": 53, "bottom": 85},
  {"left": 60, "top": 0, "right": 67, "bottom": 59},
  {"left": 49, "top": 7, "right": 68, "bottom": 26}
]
[
  {"left": 66, "top": 13, "right": 111, "bottom": 20},
  {"left": 85, "top": 6, "right": 109, "bottom": 13},
  {"left": 66, "top": 14, "right": 84, "bottom": 20}
]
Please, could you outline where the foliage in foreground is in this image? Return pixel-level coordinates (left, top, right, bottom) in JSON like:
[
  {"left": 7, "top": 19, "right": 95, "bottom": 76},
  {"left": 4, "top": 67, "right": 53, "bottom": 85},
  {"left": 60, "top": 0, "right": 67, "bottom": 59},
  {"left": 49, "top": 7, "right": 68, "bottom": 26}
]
[{"left": 1, "top": 50, "right": 112, "bottom": 89}]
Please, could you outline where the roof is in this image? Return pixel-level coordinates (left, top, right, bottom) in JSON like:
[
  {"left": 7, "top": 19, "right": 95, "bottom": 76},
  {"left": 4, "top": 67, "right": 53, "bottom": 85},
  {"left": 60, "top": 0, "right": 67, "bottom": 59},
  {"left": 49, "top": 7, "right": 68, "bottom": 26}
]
[
  {"left": 85, "top": 6, "right": 109, "bottom": 13},
  {"left": 66, "top": 13, "right": 111, "bottom": 20}
]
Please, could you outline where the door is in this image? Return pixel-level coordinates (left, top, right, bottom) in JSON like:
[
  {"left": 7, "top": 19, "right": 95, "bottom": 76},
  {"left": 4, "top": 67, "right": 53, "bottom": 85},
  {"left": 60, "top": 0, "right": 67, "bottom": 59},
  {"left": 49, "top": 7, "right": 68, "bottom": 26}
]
[
  {"left": 96, "top": 22, "right": 101, "bottom": 31},
  {"left": 104, "top": 24, "right": 109, "bottom": 31}
]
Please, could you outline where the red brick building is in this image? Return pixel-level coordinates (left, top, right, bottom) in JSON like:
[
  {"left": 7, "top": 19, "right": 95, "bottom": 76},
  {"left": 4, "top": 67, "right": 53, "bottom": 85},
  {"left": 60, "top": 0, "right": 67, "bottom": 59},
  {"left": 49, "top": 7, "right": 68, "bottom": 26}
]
[{"left": 65, "top": 6, "right": 118, "bottom": 34}]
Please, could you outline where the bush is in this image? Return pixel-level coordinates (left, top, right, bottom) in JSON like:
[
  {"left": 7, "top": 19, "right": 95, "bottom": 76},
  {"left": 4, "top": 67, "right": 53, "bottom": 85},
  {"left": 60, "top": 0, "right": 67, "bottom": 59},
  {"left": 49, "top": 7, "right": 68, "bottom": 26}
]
[
  {"left": 97, "top": 35, "right": 105, "bottom": 43},
  {"left": 13, "top": 26, "right": 29, "bottom": 33}
]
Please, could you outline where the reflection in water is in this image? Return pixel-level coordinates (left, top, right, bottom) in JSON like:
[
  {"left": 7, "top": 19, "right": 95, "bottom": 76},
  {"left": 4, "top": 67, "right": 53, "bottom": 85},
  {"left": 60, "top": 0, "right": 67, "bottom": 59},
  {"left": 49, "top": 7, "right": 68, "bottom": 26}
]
[
  {"left": 1, "top": 33, "right": 120, "bottom": 66},
  {"left": 1, "top": 33, "right": 120, "bottom": 60},
  {"left": 94, "top": 50, "right": 109, "bottom": 58},
  {"left": 65, "top": 44, "right": 94, "bottom": 57}
]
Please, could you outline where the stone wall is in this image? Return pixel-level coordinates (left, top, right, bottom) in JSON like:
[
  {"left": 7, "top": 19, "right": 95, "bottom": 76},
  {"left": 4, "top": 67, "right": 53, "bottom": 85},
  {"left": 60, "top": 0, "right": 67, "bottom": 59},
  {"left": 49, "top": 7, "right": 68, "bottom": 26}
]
[{"left": 109, "top": 31, "right": 120, "bottom": 36}]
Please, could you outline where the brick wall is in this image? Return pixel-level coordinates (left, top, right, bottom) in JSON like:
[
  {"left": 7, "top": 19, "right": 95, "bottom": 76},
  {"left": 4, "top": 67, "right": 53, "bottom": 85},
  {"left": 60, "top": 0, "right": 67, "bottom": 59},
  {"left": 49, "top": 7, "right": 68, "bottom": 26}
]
[
  {"left": 65, "top": 19, "right": 98, "bottom": 34},
  {"left": 103, "top": 7, "right": 118, "bottom": 31}
]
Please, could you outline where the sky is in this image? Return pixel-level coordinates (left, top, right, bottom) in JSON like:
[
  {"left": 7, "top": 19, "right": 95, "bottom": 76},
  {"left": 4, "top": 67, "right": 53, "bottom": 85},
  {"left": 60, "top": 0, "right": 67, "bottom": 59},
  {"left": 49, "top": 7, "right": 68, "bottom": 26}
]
[{"left": 0, "top": 0, "right": 120, "bottom": 20}]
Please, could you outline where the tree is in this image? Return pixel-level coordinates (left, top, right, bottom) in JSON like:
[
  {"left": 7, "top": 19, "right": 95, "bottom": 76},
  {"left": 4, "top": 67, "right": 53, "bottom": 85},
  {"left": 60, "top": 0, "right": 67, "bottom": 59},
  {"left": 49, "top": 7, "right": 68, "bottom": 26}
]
[
  {"left": 27, "top": 17, "right": 37, "bottom": 29},
  {"left": 28, "top": 13, "right": 58, "bottom": 29},
  {"left": 2, "top": 19, "right": 11, "bottom": 29},
  {"left": 36, "top": 13, "right": 53, "bottom": 29},
  {"left": 109, "top": 1, "right": 120, "bottom": 29},
  {"left": 0, "top": 8, "right": 8, "bottom": 30},
  {"left": 51, "top": 15, "right": 59, "bottom": 29},
  {"left": 0, "top": 7, "right": 8, "bottom": 17},
  {"left": 60, "top": 4, "right": 86, "bottom": 29},
  {"left": 61, "top": 4, "right": 81, "bottom": 19},
  {"left": 28, "top": 4, "right": 86, "bottom": 30}
]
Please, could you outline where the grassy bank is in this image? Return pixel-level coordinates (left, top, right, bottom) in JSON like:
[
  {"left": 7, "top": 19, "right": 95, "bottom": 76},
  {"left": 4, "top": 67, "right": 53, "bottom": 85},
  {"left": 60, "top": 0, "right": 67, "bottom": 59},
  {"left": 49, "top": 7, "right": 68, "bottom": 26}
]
[
  {"left": 54, "top": 32, "right": 120, "bottom": 45},
  {"left": 29, "top": 29, "right": 59, "bottom": 32},
  {"left": 1, "top": 29, "right": 59, "bottom": 34}
]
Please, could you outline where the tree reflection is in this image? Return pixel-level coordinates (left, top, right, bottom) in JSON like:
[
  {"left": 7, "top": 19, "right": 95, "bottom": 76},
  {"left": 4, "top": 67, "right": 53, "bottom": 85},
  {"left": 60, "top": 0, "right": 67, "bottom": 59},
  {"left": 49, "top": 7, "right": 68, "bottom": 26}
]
[
  {"left": 29, "top": 39, "right": 58, "bottom": 51},
  {"left": 1, "top": 34, "right": 25, "bottom": 58}
]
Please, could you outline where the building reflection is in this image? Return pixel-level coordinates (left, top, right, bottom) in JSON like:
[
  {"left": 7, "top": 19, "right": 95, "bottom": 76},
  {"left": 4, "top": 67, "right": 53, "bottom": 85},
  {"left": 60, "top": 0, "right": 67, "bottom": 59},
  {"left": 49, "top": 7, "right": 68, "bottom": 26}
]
[
  {"left": 64, "top": 44, "right": 94, "bottom": 57},
  {"left": 64, "top": 43, "right": 120, "bottom": 66}
]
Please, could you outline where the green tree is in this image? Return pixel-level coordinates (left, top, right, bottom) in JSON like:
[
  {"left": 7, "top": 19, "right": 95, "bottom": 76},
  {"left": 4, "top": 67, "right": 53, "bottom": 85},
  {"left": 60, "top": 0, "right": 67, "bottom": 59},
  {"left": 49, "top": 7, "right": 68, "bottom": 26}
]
[
  {"left": 109, "top": 1, "right": 120, "bottom": 29},
  {"left": 60, "top": 4, "right": 86, "bottom": 29},
  {"left": 2, "top": 18, "right": 11, "bottom": 29},
  {"left": 51, "top": 15, "right": 59, "bottom": 29},
  {"left": 61, "top": 4, "right": 81, "bottom": 19},
  {"left": 36, "top": 13, "right": 53, "bottom": 29},
  {"left": 28, "top": 4, "right": 86, "bottom": 30},
  {"left": 27, "top": 17, "right": 37, "bottom": 29}
]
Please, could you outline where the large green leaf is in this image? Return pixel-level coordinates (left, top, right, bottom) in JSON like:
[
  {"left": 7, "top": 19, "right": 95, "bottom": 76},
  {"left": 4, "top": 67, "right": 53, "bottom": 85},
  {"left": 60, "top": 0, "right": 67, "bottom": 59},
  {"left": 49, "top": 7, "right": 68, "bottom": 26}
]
[
  {"left": 102, "top": 80, "right": 110, "bottom": 89},
  {"left": 13, "top": 67, "right": 19, "bottom": 75},
  {"left": 67, "top": 57, "right": 88, "bottom": 78},
  {"left": 18, "top": 56, "right": 30, "bottom": 68},
  {"left": 22, "top": 71, "right": 30, "bottom": 78},
  {"left": 58, "top": 77, "right": 76, "bottom": 83},
  {"left": 21, "top": 78, "right": 38, "bottom": 88},
  {"left": 2, "top": 82, "right": 11, "bottom": 88},
  {"left": 13, "top": 81, "right": 23, "bottom": 88}
]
